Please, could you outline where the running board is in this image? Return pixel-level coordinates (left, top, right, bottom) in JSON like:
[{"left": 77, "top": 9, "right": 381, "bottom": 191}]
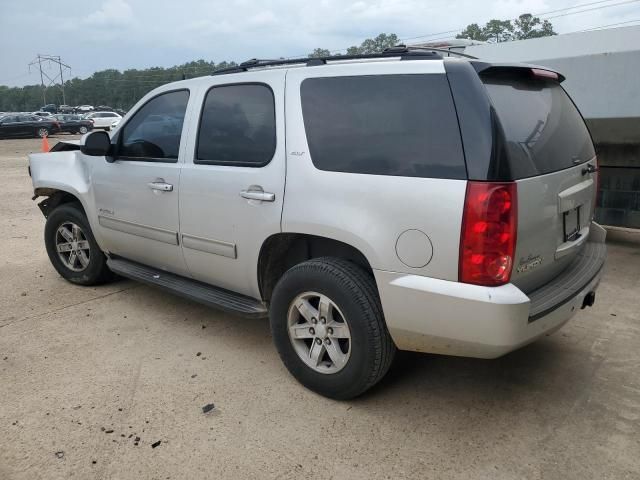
[{"left": 107, "top": 257, "right": 268, "bottom": 318}]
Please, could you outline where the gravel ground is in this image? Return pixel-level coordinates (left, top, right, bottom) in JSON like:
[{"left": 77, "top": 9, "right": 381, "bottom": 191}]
[{"left": 1, "top": 136, "right": 639, "bottom": 479}]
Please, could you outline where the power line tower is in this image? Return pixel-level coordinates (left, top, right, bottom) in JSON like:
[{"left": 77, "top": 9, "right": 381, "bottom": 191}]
[{"left": 28, "top": 54, "right": 72, "bottom": 106}]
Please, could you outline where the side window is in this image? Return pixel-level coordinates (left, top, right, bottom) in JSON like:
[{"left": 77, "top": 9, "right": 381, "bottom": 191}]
[
  {"left": 119, "top": 90, "right": 189, "bottom": 161},
  {"left": 196, "top": 84, "right": 276, "bottom": 166},
  {"left": 300, "top": 74, "right": 466, "bottom": 179}
]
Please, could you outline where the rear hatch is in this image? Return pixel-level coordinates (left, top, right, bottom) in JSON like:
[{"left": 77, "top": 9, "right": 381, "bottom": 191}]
[{"left": 480, "top": 68, "right": 597, "bottom": 293}]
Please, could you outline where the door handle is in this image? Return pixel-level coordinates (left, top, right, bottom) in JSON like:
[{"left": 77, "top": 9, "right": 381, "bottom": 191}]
[
  {"left": 240, "top": 190, "right": 275, "bottom": 202},
  {"left": 148, "top": 182, "right": 173, "bottom": 192}
]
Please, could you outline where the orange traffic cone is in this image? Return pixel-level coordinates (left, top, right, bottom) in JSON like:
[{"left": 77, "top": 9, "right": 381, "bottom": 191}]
[{"left": 41, "top": 133, "right": 50, "bottom": 152}]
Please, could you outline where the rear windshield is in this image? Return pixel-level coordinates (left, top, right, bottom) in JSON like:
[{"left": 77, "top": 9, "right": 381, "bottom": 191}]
[
  {"left": 300, "top": 74, "right": 466, "bottom": 179},
  {"left": 483, "top": 76, "right": 595, "bottom": 179}
]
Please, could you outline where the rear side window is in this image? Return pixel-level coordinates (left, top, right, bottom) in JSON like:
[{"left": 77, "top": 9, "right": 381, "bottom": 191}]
[
  {"left": 196, "top": 84, "right": 276, "bottom": 166},
  {"left": 119, "top": 89, "right": 189, "bottom": 161},
  {"left": 483, "top": 76, "right": 595, "bottom": 178},
  {"left": 300, "top": 74, "right": 466, "bottom": 179}
]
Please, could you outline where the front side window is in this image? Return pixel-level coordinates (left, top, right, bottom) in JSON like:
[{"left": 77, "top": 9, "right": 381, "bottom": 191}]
[
  {"left": 196, "top": 84, "right": 276, "bottom": 166},
  {"left": 300, "top": 74, "right": 466, "bottom": 179},
  {"left": 119, "top": 90, "right": 189, "bottom": 161}
]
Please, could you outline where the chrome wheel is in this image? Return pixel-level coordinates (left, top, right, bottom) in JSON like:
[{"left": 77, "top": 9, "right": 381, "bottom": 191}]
[
  {"left": 287, "top": 291, "right": 351, "bottom": 374},
  {"left": 79, "top": 126, "right": 88, "bottom": 134},
  {"left": 55, "top": 222, "right": 91, "bottom": 272},
  {"left": 37, "top": 128, "right": 49, "bottom": 138}
]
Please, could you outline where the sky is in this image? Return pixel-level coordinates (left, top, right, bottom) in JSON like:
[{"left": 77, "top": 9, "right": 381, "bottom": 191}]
[{"left": 1, "top": 0, "right": 639, "bottom": 86}]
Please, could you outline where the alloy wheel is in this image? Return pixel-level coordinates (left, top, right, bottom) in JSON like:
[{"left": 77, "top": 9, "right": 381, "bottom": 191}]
[
  {"left": 55, "top": 222, "right": 91, "bottom": 272},
  {"left": 287, "top": 291, "right": 351, "bottom": 374}
]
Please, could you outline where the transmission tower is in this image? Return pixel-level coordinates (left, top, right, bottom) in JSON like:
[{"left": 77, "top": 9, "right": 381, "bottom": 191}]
[{"left": 28, "top": 54, "right": 72, "bottom": 106}]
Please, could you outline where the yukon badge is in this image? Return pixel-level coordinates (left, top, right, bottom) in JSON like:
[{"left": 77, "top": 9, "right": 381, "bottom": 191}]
[{"left": 516, "top": 254, "right": 543, "bottom": 273}]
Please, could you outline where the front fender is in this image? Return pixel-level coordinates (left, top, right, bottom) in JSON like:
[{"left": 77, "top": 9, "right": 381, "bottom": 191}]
[{"left": 29, "top": 150, "right": 105, "bottom": 248}]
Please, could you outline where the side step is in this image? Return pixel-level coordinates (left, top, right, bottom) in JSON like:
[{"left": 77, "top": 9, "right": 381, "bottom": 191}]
[{"left": 107, "top": 257, "right": 268, "bottom": 318}]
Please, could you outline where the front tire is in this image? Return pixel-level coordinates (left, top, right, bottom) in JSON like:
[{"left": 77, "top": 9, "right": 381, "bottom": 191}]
[
  {"left": 44, "top": 203, "right": 114, "bottom": 285},
  {"left": 78, "top": 126, "right": 88, "bottom": 134},
  {"left": 270, "top": 258, "right": 395, "bottom": 399},
  {"left": 36, "top": 127, "right": 49, "bottom": 138}
]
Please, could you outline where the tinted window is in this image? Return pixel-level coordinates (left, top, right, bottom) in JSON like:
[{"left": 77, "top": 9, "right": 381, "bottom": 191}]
[
  {"left": 483, "top": 76, "right": 595, "bottom": 178},
  {"left": 119, "top": 90, "right": 189, "bottom": 161},
  {"left": 300, "top": 75, "right": 466, "bottom": 179},
  {"left": 196, "top": 84, "right": 276, "bottom": 166}
]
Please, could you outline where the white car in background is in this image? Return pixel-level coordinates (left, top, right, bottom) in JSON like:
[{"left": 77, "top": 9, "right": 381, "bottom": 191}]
[
  {"left": 76, "top": 105, "right": 94, "bottom": 113},
  {"left": 84, "top": 111, "right": 122, "bottom": 131}
]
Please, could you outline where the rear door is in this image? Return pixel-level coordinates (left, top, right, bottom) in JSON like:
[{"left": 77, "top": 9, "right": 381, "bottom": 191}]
[
  {"left": 480, "top": 69, "right": 597, "bottom": 292},
  {"left": 178, "top": 70, "right": 286, "bottom": 298}
]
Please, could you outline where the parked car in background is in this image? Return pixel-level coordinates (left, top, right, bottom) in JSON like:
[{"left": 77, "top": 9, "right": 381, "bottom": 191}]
[
  {"left": 0, "top": 114, "right": 58, "bottom": 138},
  {"left": 84, "top": 111, "right": 122, "bottom": 130},
  {"left": 41, "top": 104, "right": 58, "bottom": 113},
  {"left": 95, "top": 105, "right": 114, "bottom": 112},
  {"left": 54, "top": 114, "right": 93, "bottom": 134},
  {"left": 33, "top": 111, "right": 55, "bottom": 118},
  {"left": 59, "top": 105, "right": 74, "bottom": 114},
  {"left": 75, "top": 105, "right": 94, "bottom": 113}
]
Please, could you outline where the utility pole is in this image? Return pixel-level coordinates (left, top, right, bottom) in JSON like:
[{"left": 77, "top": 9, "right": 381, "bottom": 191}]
[{"left": 28, "top": 54, "right": 71, "bottom": 107}]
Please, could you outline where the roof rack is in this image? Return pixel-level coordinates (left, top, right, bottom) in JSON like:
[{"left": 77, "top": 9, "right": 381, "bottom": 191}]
[{"left": 211, "top": 44, "right": 478, "bottom": 76}]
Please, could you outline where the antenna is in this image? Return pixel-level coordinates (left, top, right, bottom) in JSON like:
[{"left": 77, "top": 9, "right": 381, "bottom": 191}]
[{"left": 28, "top": 54, "right": 72, "bottom": 106}]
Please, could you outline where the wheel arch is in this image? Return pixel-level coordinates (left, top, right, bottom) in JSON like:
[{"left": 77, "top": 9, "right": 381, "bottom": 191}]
[
  {"left": 34, "top": 188, "right": 86, "bottom": 218},
  {"left": 257, "top": 233, "right": 375, "bottom": 302}
]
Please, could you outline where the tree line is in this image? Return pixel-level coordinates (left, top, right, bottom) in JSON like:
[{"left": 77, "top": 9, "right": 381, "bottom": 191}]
[{"left": 0, "top": 13, "right": 554, "bottom": 112}]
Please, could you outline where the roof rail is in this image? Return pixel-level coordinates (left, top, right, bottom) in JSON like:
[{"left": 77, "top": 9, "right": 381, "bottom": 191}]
[{"left": 211, "top": 44, "right": 477, "bottom": 76}]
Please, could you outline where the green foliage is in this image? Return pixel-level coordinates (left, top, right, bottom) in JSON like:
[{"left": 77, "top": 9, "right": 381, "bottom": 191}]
[
  {"left": 346, "top": 33, "right": 399, "bottom": 55},
  {"left": 308, "top": 48, "right": 331, "bottom": 58},
  {"left": 513, "top": 14, "right": 556, "bottom": 40},
  {"left": 456, "top": 13, "right": 556, "bottom": 43},
  {"left": 0, "top": 59, "right": 236, "bottom": 112}
]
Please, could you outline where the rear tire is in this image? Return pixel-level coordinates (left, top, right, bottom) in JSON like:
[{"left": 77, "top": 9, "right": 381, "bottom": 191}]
[
  {"left": 44, "top": 203, "right": 114, "bottom": 285},
  {"left": 270, "top": 257, "right": 395, "bottom": 399}
]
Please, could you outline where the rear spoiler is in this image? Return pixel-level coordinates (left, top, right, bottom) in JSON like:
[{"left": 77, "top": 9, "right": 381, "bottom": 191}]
[{"left": 470, "top": 61, "right": 565, "bottom": 83}]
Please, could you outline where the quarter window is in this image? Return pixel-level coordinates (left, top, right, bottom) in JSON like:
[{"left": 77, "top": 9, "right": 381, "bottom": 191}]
[
  {"left": 119, "top": 90, "right": 189, "bottom": 161},
  {"left": 196, "top": 84, "right": 276, "bottom": 166},
  {"left": 300, "top": 74, "right": 466, "bottom": 179}
]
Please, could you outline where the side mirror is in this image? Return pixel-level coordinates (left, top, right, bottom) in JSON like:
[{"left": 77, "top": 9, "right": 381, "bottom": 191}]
[{"left": 80, "top": 131, "right": 112, "bottom": 157}]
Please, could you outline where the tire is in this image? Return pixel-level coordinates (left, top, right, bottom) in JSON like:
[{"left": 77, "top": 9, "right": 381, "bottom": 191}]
[
  {"left": 44, "top": 202, "right": 114, "bottom": 285},
  {"left": 78, "top": 126, "right": 88, "bottom": 134},
  {"left": 270, "top": 257, "right": 395, "bottom": 399},
  {"left": 36, "top": 127, "right": 49, "bottom": 138}
]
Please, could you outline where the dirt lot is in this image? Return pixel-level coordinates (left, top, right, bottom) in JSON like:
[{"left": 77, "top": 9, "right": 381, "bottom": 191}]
[{"left": 0, "top": 136, "right": 639, "bottom": 480}]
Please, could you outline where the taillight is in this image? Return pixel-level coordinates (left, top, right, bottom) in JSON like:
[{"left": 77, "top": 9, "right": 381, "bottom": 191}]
[{"left": 459, "top": 181, "right": 518, "bottom": 286}]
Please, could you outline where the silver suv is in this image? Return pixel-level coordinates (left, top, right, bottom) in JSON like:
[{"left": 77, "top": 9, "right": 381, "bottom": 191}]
[{"left": 28, "top": 48, "right": 606, "bottom": 399}]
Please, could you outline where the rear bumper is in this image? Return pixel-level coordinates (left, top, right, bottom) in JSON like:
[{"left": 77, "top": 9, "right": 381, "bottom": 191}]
[{"left": 375, "top": 224, "right": 607, "bottom": 359}]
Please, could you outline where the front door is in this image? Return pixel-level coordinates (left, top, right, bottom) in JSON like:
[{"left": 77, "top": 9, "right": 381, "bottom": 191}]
[
  {"left": 179, "top": 71, "right": 286, "bottom": 298},
  {"left": 92, "top": 89, "right": 192, "bottom": 275}
]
